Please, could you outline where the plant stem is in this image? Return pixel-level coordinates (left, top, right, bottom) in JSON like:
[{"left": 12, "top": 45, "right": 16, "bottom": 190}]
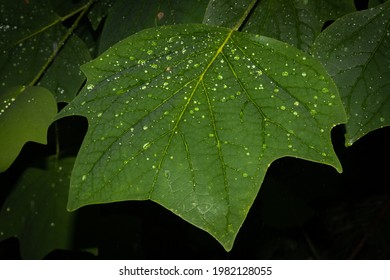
[
  {"left": 232, "top": 0, "right": 258, "bottom": 31},
  {"left": 28, "top": 0, "right": 95, "bottom": 87}
]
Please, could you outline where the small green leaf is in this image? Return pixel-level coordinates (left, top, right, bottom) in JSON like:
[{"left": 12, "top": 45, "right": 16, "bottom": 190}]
[
  {"left": 57, "top": 24, "right": 346, "bottom": 250},
  {"left": 0, "top": 157, "right": 76, "bottom": 259},
  {"left": 0, "top": 86, "right": 57, "bottom": 172},
  {"left": 312, "top": 1, "right": 390, "bottom": 146}
]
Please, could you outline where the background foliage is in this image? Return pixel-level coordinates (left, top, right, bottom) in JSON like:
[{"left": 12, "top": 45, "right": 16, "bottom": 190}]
[{"left": 0, "top": 0, "right": 389, "bottom": 259}]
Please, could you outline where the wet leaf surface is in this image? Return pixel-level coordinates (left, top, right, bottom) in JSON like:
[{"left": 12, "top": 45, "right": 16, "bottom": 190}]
[
  {"left": 57, "top": 24, "right": 346, "bottom": 250},
  {"left": 312, "top": 1, "right": 390, "bottom": 145}
]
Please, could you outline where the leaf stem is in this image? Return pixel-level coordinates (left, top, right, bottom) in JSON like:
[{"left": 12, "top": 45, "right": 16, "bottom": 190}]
[
  {"left": 28, "top": 0, "right": 95, "bottom": 86},
  {"left": 232, "top": 0, "right": 258, "bottom": 31}
]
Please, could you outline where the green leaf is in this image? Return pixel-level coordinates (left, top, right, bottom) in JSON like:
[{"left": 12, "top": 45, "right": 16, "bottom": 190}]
[
  {"left": 98, "top": 0, "right": 209, "bottom": 53},
  {"left": 87, "top": 0, "right": 113, "bottom": 30},
  {"left": 311, "top": 1, "right": 390, "bottom": 146},
  {"left": 0, "top": 1, "right": 91, "bottom": 102},
  {"left": 57, "top": 24, "right": 346, "bottom": 250},
  {"left": 0, "top": 86, "right": 57, "bottom": 172},
  {"left": 0, "top": 0, "right": 60, "bottom": 49},
  {"left": 37, "top": 34, "right": 92, "bottom": 103},
  {"left": 0, "top": 156, "right": 76, "bottom": 259},
  {"left": 203, "top": 0, "right": 356, "bottom": 52},
  {"left": 203, "top": 0, "right": 254, "bottom": 29}
]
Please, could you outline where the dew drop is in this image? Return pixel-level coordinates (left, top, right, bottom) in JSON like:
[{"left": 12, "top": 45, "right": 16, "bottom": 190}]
[
  {"left": 282, "top": 71, "right": 289, "bottom": 76},
  {"left": 242, "top": 173, "right": 249, "bottom": 178},
  {"left": 143, "top": 142, "right": 151, "bottom": 150},
  {"left": 82, "top": 175, "right": 87, "bottom": 181}
]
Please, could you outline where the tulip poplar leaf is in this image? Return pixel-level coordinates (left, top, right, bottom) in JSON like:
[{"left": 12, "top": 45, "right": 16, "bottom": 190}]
[{"left": 57, "top": 23, "right": 346, "bottom": 250}]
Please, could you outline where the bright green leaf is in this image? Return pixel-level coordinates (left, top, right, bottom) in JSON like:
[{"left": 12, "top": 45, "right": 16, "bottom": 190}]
[
  {"left": 57, "top": 24, "right": 346, "bottom": 250},
  {"left": 312, "top": 1, "right": 390, "bottom": 146},
  {"left": 0, "top": 86, "right": 57, "bottom": 172},
  {"left": 98, "top": 0, "right": 209, "bottom": 53},
  {"left": 0, "top": 157, "right": 76, "bottom": 259}
]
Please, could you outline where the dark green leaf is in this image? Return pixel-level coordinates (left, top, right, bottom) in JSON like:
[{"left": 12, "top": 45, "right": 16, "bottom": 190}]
[
  {"left": 87, "top": 0, "right": 114, "bottom": 30},
  {"left": 0, "top": 0, "right": 60, "bottom": 50},
  {"left": 312, "top": 1, "right": 390, "bottom": 146},
  {"left": 0, "top": 157, "right": 76, "bottom": 259},
  {"left": 203, "top": 0, "right": 253, "bottom": 29},
  {"left": 0, "top": 1, "right": 91, "bottom": 102},
  {"left": 0, "top": 86, "right": 57, "bottom": 172},
  {"left": 98, "top": 0, "right": 209, "bottom": 53},
  {"left": 247, "top": 0, "right": 356, "bottom": 51},
  {"left": 57, "top": 24, "right": 346, "bottom": 250},
  {"left": 38, "top": 34, "right": 91, "bottom": 103}
]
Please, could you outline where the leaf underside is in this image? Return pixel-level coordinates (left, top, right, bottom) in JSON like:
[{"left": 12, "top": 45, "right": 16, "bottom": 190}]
[{"left": 57, "top": 24, "right": 346, "bottom": 250}]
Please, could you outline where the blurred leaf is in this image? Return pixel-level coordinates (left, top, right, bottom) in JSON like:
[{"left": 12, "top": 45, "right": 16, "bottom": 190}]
[
  {"left": 38, "top": 34, "right": 91, "bottom": 103},
  {"left": 311, "top": 1, "right": 390, "bottom": 146},
  {"left": 0, "top": 0, "right": 60, "bottom": 49},
  {"left": 57, "top": 23, "right": 346, "bottom": 250},
  {"left": 0, "top": 0, "right": 91, "bottom": 102},
  {"left": 0, "top": 86, "right": 57, "bottom": 172},
  {"left": 87, "top": 0, "right": 115, "bottom": 30},
  {"left": 0, "top": 156, "right": 76, "bottom": 259},
  {"left": 98, "top": 0, "right": 209, "bottom": 53}
]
